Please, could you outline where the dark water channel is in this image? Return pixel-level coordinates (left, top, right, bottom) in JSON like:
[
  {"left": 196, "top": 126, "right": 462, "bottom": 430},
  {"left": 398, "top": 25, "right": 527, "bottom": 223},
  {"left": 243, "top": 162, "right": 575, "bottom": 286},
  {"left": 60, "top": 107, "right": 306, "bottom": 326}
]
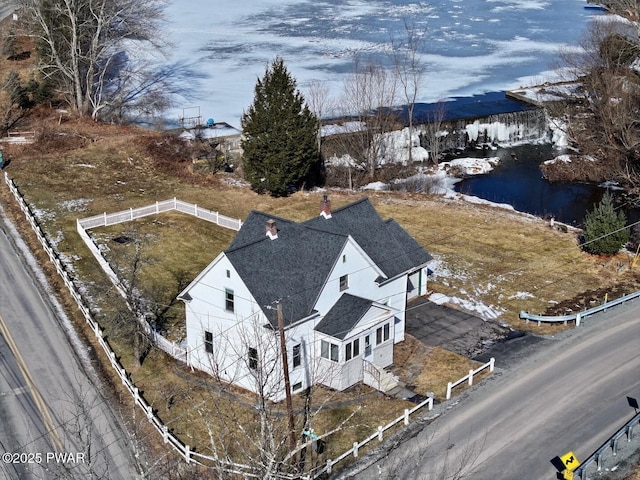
[{"left": 453, "top": 143, "right": 607, "bottom": 226}]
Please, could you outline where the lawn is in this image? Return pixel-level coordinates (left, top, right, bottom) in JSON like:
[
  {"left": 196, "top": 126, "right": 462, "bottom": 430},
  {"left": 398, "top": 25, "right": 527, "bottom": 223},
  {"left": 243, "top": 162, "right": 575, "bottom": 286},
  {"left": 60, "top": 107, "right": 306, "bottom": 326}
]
[{"left": 2, "top": 114, "right": 639, "bottom": 475}]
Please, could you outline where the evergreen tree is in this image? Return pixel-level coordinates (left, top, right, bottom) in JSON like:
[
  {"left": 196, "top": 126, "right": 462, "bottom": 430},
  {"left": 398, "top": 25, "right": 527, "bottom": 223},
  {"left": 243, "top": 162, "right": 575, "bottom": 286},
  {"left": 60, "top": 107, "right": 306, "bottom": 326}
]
[
  {"left": 582, "top": 192, "right": 629, "bottom": 255},
  {"left": 3, "top": 71, "right": 30, "bottom": 109},
  {"left": 241, "top": 58, "right": 320, "bottom": 196}
]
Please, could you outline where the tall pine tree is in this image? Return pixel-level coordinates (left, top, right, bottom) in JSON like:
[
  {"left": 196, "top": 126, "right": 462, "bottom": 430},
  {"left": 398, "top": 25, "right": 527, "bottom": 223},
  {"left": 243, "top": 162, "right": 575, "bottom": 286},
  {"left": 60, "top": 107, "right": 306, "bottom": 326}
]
[
  {"left": 241, "top": 58, "right": 320, "bottom": 196},
  {"left": 582, "top": 192, "right": 629, "bottom": 255}
]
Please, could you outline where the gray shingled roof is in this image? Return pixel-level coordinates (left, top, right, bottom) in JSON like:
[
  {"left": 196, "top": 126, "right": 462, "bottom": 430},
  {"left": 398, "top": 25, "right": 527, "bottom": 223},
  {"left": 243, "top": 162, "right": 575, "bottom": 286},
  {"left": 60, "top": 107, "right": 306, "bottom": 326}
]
[
  {"left": 224, "top": 197, "right": 431, "bottom": 329},
  {"left": 314, "top": 294, "right": 377, "bottom": 340},
  {"left": 225, "top": 214, "right": 347, "bottom": 328},
  {"left": 303, "top": 198, "right": 432, "bottom": 279},
  {"left": 227, "top": 210, "right": 294, "bottom": 250}
]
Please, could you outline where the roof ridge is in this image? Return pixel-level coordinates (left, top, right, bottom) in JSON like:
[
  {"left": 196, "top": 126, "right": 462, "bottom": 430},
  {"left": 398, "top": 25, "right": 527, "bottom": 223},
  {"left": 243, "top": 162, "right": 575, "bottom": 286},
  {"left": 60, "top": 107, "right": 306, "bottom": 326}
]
[
  {"left": 225, "top": 236, "right": 269, "bottom": 253},
  {"left": 298, "top": 223, "right": 350, "bottom": 238},
  {"left": 328, "top": 196, "right": 370, "bottom": 215}
]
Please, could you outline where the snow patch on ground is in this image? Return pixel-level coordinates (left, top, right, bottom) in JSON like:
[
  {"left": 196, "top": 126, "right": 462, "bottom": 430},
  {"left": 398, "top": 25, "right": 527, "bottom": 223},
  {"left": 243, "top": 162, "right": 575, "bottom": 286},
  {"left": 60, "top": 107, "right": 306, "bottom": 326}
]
[
  {"left": 439, "top": 156, "right": 500, "bottom": 176},
  {"left": 30, "top": 207, "right": 55, "bottom": 222},
  {"left": 361, "top": 181, "right": 388, "bottom": 191},
  {"left": 59, "top": 198, "right": 91, "bottom": 212},
  {"left": 509, "top": 291, "right": 535, "bottom": 300},
  {"left": 428, "top": 292, "right": 505, "bottom": 320}
]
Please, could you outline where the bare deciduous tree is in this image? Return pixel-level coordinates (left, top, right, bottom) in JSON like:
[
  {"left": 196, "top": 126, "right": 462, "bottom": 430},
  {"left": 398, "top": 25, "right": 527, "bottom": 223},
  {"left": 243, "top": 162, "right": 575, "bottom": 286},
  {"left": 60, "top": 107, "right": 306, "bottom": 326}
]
[
  {"left": 21, "top": 0, "right": 171, "bottom": 120},
  {"left": 420, "top": 100, "right": 447, "bottom": 165},
  {"left": 305, "top": 79, "right": 331, "bottom": 152},
  {"left": 188, "top": 314, "right": 356, "bottom": 478},
  {"left": 605, "top": 1, "right": 640, "bottom": 40},
  {"left": 392, "top": 19, "right": 427, "bottom": 165},
  {"left": 551, "top": 14, "right": 640, "bottom": 185},
  {"left": 335, "top": 60, "right": 400, "bottom": 179}
]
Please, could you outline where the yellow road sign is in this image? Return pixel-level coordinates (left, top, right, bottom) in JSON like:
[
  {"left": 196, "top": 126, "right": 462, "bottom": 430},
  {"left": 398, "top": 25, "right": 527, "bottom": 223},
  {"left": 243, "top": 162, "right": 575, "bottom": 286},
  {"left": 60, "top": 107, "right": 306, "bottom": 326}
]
[
  {"left": 563, "top": 470, "right": 574, "bottom": 480},
  {"left": 560, "top": 451, "right": 580, "bottom": 472}
]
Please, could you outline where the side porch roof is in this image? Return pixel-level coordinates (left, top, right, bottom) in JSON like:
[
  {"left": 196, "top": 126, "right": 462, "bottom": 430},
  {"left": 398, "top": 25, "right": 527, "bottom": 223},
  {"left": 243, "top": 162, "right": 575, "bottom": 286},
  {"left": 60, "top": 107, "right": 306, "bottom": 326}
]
[{"left": 314, "top": 293, "right": 394, "bottom": 340}]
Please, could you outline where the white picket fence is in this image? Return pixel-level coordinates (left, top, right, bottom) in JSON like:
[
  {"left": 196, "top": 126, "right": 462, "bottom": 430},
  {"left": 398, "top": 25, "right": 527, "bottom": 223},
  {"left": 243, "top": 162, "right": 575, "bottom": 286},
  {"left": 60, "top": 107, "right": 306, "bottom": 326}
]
[
  {"left": 76, "top": 198, "right": 243, "bottom": 363},
  {"left": 77, "top": 197, "right": 243, "bottom": 231},
  {"left": 446, "top": 357, "right": 495, "bottom": 400},
  {"left": 309, "top": 357, "right": 496, "bottom": 479},
  {"left": 5, "top": 172, "right": 498, "bottom": 479},
  {"left": 3, "top": 173, "right": 287, "bottom": 479}
]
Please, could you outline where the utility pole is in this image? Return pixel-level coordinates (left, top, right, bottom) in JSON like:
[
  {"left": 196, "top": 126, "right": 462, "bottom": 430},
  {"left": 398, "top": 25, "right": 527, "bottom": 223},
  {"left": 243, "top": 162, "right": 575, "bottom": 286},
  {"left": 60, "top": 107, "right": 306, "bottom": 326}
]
[{"left": 277, "top": 302, "right": 297, "bottom": 462}]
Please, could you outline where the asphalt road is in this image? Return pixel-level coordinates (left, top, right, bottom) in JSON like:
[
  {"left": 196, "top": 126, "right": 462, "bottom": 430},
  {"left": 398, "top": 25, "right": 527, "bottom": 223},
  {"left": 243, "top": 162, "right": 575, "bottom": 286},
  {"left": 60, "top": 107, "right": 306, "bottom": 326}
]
[
  {"left": 0, "top": 207, "right": 138, "bottom": 480},
  {"left": 341, "top": 301, "right": 640, "bottom": 480}
]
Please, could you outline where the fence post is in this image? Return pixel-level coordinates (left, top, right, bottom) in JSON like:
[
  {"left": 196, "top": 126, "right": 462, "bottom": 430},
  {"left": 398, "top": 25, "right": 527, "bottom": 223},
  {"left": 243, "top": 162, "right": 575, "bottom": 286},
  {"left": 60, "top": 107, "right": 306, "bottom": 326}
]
[
  {"left": 489, "top": 357, "right": 495, "bottom": 372},
  {"left": 378, "top": 426, "right": 383, "bottom": 442},
  {"left": 103, "top": 211, "right": 107, "bottom": 226},
  {"left": 353, "top": 442, "right": 359, "bottom": 457},
  {"left": 404, "top": 408, "right": 410, "bottom": 426},
  {"left": 468, "top": 369, "right": 474, "bottom": 386},
  {"left": 576, "top": 313, "right": 581, "bottom": 327},
  {"left": 326, "top": 459, "right": 332, "bottom": 474},
  {"left": 428, "top": 396, "right": 433, "bottom": 410},
  {"left": 184, "top": 445, "right": 191, "bottom": 464},
  {"left": 446, "top": 382, "right": 452, "bottom": 400},
  {"left": 195, "top": 204, "right": 198, "bottom": 218}
]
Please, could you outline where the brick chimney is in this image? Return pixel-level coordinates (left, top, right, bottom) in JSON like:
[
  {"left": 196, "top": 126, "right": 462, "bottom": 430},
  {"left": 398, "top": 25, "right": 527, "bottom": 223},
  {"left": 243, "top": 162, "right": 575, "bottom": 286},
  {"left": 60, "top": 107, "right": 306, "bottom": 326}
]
[
  {"left": 265, "top": 219, "right": 278, "bottom": 240},
  {"left": 320, "top": 195, "right": 332, "bottom": 219}
]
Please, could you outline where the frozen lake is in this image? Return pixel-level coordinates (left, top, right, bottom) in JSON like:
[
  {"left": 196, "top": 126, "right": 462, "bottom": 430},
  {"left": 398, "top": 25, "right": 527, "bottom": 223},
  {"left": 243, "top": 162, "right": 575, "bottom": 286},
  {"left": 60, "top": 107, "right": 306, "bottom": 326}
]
[{"left": 163, "top": 0, "right": 603, "bottom": 128}]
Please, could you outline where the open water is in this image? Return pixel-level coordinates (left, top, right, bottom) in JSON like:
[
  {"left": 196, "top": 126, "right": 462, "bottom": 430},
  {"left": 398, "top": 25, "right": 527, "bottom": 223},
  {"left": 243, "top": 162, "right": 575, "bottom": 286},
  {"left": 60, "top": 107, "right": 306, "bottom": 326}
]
[{"left": 454, "top": 143, "right": 607, "bottom": 225}]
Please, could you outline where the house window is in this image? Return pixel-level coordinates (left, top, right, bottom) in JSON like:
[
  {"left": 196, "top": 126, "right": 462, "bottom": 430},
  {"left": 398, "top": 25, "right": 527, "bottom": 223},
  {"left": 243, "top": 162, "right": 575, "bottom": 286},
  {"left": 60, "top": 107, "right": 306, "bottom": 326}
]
[
  {"left": 204, "top": 331, "right": 213, "bottom": 354},
  {"left": 376, "top": 323, "right": 390, "bottom": 345},
  {"left": 225, "top": 289, "right": 235, "bottom": 312},
  {"left": 292, "top": 344, "right": 301, "bottom": 368},
  {"left": 365, "top": 335, "right": 371, "bottom": 356},
  {"left": 293, "top": 382, "right": 303, "bottom": 391},
  {"left": 248, "top": 347, "right": 258, "bottom": 370},
  {"left": 342, "top": 254, "right": 346, "bottom": 263},
  {"left": 226, "top": 269, "right": 230, "bottom": 278},
  {"left": 321, "top": 340, "right": 339, "bottom": 362},
  {"left": 345, "top": 338, "right": 360, "bottom": 361},
  {"left": 339, "top": 274, "right": 349, "bottom": 291}
]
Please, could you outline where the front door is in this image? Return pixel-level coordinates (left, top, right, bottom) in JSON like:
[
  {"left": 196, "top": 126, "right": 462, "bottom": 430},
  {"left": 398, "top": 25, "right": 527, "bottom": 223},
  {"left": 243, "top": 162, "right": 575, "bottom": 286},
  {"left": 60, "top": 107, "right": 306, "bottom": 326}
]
[{"left": 364, "top": 334, "right": 372, "bottom": 359}]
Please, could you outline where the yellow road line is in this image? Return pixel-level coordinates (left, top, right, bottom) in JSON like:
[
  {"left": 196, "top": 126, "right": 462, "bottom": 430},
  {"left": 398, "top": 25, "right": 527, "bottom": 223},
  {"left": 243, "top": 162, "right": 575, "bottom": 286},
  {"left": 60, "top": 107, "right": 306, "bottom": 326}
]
[{"left": 0, "top": 314, "right": 64, "bottom": 451}]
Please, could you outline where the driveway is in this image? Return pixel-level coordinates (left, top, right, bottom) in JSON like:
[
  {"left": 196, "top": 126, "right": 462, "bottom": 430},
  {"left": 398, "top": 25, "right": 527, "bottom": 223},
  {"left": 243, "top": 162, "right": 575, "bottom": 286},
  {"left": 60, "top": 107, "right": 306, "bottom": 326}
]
[
  {"left": 405, "top": 297, "right": 511, "bottom": 358},
  {"left": 341, "top": 300, "right": 640, "bottom": 480}
]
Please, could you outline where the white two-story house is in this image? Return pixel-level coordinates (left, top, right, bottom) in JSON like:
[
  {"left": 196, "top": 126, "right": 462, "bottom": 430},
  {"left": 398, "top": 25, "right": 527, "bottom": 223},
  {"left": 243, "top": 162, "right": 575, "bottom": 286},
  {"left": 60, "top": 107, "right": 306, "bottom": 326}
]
[{"left": 178, "top": 196, "right": 432, "bottom": 401}]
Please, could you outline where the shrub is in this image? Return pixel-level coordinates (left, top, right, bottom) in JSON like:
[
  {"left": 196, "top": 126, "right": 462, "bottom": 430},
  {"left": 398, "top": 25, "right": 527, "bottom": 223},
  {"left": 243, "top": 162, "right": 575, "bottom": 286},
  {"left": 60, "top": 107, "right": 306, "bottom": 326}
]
[{"left": 581, "top": 192, "right": 629, "bottom": 255}]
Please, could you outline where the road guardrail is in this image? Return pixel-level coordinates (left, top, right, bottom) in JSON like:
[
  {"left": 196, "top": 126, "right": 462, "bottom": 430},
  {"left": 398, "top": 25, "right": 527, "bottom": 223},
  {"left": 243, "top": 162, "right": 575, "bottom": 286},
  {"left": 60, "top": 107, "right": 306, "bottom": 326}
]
[{"left": 519, "top": 291, "right": 640, "bottom": 326}]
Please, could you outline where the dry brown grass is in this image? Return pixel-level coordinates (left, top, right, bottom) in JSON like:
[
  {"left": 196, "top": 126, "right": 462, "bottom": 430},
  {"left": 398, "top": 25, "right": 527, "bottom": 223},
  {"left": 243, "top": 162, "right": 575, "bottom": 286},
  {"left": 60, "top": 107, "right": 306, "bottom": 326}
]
[
  {"left": 389, "top": 335, "right": 486, "bottom": 400},
  {"left": 3, "top": 113, "right": 639, "bottom": 473}
]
